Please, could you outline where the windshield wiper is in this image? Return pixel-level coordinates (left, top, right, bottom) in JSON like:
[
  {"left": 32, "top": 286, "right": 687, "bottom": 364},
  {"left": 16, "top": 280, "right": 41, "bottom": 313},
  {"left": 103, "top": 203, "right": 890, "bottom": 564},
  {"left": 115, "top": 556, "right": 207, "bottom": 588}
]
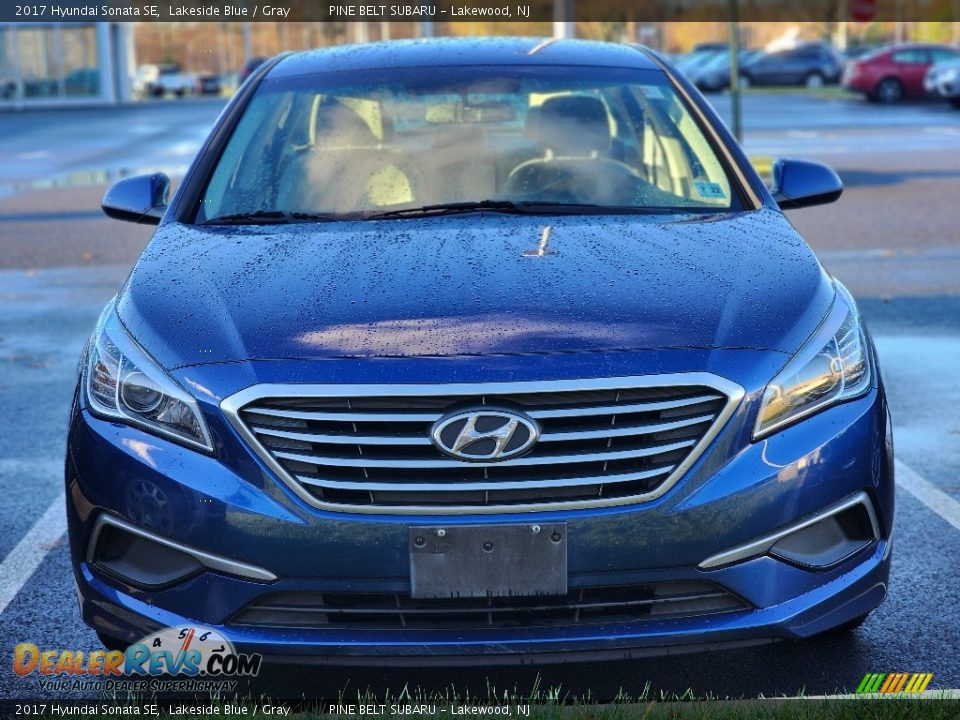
[
  {"left": 511, "top": 202, "right": 709, "bottom": 215},
  {"left": 203, "top": 210, "right": 341, "bottom": 225},
  {"left": 367, "top": 200, "right": 525, "bottom": 220},
  {"left": 206, "top": 203, "right": 718, "bottom": 225},
  {"left": 367, "top": 201, "right": 703, "bottom": 220}
]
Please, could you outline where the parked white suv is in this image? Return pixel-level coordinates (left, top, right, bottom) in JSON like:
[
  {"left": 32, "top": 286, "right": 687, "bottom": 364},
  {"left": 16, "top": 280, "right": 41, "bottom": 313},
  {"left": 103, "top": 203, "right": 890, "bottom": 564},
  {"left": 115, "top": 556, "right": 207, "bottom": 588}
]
[{"left": 925, "top": 58, "right": 960, "bottom": 107}]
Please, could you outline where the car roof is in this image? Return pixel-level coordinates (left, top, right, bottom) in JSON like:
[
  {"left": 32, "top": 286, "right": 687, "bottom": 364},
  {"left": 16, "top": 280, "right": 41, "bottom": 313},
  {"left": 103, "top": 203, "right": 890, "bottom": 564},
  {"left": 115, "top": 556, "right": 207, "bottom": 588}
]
[
  {"left": 881, "top": 43, "right": 954, "bottom": 52},
  {"left": 268, "top": 38, "right": 662, "bottom": 78}
]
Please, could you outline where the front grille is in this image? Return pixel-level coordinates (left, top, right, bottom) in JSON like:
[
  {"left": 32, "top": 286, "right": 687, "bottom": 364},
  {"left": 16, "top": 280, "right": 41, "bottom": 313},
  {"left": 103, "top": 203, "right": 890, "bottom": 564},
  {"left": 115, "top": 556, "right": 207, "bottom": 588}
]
[
  {"left": 229, "top": 581, "right": 750, "bottom": 631},
  {"left": 224, "top": 375, "right": 739, "bottom": 513}
]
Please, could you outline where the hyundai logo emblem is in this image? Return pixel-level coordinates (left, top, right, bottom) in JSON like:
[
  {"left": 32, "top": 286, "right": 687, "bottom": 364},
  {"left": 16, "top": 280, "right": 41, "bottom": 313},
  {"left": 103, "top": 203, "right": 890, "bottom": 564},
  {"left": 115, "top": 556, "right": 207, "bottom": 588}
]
[{"left": 431, "top": 409, "right": 540, "bottom": 462}]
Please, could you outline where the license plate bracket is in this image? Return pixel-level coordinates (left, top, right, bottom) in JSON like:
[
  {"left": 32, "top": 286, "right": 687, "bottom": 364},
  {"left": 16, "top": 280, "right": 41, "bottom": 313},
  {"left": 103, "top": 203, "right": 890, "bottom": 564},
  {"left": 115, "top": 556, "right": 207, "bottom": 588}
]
[{"left": 409, "top": 523, "right": 567, "bottom": 599}]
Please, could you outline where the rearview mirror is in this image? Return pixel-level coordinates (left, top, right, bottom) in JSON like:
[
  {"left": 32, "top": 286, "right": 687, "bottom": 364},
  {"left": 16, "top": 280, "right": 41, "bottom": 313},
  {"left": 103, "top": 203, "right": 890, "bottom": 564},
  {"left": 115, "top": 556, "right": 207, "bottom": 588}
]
[
  {"left": 770, "top": 159, "right": 842, "bottom": 210},
  {"left": 101, "top": 173, "right": 170, "bottom": 224}
]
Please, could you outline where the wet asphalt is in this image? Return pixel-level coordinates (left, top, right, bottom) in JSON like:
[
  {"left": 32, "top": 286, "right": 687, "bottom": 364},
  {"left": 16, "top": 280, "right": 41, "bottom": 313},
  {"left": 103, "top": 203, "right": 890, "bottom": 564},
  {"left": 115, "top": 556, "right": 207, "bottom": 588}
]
[{"left": 0, "top": 92, "right": 959, "bottom": 700}]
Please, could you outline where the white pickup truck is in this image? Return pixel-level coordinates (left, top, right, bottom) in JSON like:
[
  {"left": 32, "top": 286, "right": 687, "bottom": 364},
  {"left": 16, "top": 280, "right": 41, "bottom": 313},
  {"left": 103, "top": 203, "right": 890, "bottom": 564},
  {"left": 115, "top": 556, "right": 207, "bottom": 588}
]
[{"left": 149, "top": 64, "right": 196, "bottom": 98}]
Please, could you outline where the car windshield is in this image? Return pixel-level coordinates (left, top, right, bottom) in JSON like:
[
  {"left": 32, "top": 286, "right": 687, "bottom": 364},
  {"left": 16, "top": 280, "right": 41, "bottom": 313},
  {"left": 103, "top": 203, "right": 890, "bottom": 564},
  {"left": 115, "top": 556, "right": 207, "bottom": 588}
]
[{"left": 197, "top": 64, "right": 739, "bottom": 222}]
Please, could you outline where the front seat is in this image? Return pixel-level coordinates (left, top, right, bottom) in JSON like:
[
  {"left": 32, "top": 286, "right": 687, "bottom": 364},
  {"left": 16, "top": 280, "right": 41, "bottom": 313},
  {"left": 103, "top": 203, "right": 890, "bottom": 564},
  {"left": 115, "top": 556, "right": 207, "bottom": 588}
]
[{"left": 277, "top": 99, "right": 410, "bottom": 213}]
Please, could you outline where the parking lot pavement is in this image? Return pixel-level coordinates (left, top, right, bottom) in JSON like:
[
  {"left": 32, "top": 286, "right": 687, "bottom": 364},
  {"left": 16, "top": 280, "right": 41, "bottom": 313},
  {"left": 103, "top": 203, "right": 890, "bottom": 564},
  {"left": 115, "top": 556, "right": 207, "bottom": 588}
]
[
  {"left": 1, "top": 92, "right": 960, "bottom": 699},
  {"left": 0, "top": 186, "right": 155, "bottom": 269},
  {"left": 0, "top": 266, "right": 130, "bottom": 560},
  {"left": 0, "top": 99, "right": 225, "bottom": 193},
  {"left": 711, "top": 90, "right": 960, "bottom": 132}
]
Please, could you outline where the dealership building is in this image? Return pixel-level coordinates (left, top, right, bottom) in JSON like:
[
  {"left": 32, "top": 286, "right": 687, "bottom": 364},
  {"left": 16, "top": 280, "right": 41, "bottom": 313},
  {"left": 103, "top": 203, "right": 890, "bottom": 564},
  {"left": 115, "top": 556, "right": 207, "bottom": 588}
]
[{"left": 0, "top": 22, "right": 134, "bottom": 107}]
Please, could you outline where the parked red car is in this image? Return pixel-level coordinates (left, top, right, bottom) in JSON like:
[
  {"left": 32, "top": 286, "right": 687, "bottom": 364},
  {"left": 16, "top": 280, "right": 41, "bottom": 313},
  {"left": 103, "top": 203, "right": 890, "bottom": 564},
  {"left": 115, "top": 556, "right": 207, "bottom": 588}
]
[{"left": 843, "top": 43, "right": 960, "bottom": 102}]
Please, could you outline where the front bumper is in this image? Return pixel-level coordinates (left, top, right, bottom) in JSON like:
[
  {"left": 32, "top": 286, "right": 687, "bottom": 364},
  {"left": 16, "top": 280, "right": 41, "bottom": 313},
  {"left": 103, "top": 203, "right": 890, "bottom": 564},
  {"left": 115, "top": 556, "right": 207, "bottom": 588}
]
[
  {"left": 931, "top": 78, "right": 960, "bottom": 98},
  {"left": 66, "top": 364, "right": 893, "bottom": 663}
]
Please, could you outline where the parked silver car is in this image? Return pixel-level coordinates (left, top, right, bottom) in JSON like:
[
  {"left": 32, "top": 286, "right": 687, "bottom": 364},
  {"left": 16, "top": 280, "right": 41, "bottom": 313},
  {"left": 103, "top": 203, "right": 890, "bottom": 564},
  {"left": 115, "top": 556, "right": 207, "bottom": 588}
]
[{"left": 925, "top": 58, "right": 960, "bottom": 107}]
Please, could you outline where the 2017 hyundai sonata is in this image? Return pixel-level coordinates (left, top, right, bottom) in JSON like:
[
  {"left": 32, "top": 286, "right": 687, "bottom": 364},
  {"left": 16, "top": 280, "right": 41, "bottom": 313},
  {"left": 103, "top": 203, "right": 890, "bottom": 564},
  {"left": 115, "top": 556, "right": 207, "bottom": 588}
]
[{"left": 67, "top": 38, "right": 893, "bottom": 664}]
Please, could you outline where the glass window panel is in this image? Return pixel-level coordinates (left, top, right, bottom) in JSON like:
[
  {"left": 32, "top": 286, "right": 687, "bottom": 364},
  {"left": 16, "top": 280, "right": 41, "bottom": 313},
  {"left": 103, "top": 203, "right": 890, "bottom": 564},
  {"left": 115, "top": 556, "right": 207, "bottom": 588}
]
[
  {"left": 0, "top": 28, "right": 17, "bottom": 101},
  {"left": 61, "top": 26, "right": 99, "bottom": 97},
  {"left": 18, "top": 28, "right": 59, "bottom": 98},
  {"left": 200, "top": 66, "right": 740, "bottom": 221}
]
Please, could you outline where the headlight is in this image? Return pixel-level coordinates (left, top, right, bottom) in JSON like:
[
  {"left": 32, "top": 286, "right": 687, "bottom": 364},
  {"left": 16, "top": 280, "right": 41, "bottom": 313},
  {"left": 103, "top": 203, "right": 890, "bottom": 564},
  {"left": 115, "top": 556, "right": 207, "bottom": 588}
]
[
  {"left": 84, "top": 303, "right": 213, "bottom": 451},
  {"left": 754, "top": 282, "right": 871, "bottom": 439}
]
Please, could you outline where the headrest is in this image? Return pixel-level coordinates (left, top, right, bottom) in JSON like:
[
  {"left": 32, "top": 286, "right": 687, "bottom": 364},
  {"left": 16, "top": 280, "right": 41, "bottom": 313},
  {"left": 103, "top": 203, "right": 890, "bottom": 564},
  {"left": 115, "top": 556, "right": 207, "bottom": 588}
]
[
  {"left": 314, "top": 98, "right": 377, "bottom": 148},
  {"left": 536, "top": 95, "right": 610, "bottom": 156}
]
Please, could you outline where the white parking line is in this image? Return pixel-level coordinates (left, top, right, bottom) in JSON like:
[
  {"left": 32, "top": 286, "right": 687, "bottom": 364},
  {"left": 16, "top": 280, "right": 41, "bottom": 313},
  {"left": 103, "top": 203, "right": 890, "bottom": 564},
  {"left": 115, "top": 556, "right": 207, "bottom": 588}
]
[
  {"left": 896, "top": 459, "right": 960, "bottom": 532},
  {"left": 0, "top": 491, "right": 66, "bottom": 617}
]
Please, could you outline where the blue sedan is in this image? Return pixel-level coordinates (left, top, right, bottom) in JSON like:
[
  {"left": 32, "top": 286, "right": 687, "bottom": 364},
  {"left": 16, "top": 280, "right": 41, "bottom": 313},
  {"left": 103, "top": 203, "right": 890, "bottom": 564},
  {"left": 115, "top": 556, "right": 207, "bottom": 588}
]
[{"left": 67, "top": 38, "right": 892, "bottom": 665}]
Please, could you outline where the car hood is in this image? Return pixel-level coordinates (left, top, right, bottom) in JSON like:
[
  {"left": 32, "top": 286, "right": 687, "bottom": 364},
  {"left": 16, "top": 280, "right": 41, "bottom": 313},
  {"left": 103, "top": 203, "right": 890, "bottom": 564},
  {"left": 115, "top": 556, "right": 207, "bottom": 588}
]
[
  {"left": 117, "top": 208, "right": 834, "bottom": 370},
  {"left": 930, "top": 58, "right": 960, "bottom": 73}
]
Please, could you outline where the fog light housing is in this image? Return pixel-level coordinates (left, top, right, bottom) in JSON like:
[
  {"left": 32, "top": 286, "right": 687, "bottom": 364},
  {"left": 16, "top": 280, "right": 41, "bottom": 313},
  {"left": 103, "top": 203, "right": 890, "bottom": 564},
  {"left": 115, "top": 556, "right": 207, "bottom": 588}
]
[
  {"left": 91, "top": 523, "right": 202, "bottom": 589},
  {"left": 699, "top": 492, "right": 880, "bottom": 570},
  {"left": 769, "top": 503, "right": 876, "bottom": 569},
  {"left": 86, "top": 514, "right": 277, "bottom": 586}
]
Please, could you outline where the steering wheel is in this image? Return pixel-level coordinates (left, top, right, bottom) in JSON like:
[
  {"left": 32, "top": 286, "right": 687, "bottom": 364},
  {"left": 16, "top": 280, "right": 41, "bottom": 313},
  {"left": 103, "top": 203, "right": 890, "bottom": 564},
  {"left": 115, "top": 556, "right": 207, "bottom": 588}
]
[{"left": 506, "top": 157, "right": 642, "bottom": 204}]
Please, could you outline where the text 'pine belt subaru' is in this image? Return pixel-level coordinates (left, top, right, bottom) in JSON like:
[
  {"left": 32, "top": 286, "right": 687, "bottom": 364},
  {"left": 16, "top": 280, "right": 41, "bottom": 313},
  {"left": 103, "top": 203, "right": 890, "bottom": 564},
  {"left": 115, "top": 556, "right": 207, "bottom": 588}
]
[{"left": 67, "top": 37, "right": 893, "bottom": 665}]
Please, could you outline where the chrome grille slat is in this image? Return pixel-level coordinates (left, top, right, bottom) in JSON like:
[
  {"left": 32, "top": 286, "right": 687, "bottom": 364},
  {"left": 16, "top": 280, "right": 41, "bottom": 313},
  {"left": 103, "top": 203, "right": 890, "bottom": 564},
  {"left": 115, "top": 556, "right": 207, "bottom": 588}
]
[
  {"left": 244, "top": 393, "right": 723, "bottom": 425},
  {"left": 272, "top": 438, "right": 697, "bottom": 469},
  {"left": 250, "top": 425, "right": 433, "bottom": 445},
  {"left": 246, "top": 407, "right": 441, "bottom": 423},
  {"left": 222, "top": 374, "right": 744, "bottom": 514},
  {"left": 293, "top": 465, "right": 674, "bottom": 492},
  {"left": 537, "top": 414, "right": 716, "bottom": 443},
  {"left": 528, "top": 394, "right": 723, "bottom": 420},
  {"left": 250, "top": 413, "right": 714, "bottom": 446}
]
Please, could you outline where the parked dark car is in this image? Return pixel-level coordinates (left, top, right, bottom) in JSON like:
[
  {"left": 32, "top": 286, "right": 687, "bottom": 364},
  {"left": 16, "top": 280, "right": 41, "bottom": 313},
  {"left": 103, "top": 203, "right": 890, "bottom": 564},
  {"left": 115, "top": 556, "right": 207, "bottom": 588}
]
[
  {"left": 64, "top": 68, "right": 100, "bottom": 97},
  {"left": 73, "top": 39, "right": 892, "bottom": 664},
  {"left": 1, "top": 77, "right": 18, "bottom": 99},
  {"left": 238, "top": 56, "right": 267, "bottom": 84},
  {"left": 674, "top": 49, "right": 724, "bottom": 77},
  {"left": 843, "top": 43, "right": 960, "bottom": 102},
  {"left": 691, "top": 49, "right": 762, "bottom": 92},
  {"left": 741, "top": 43, "right": 842, "bottom": 88},
  {"left": 196, "top": 73, "right": 222, "bottom": 95},
  {"left": 693, "top": 42, "right": 728, "bottom": 53}
]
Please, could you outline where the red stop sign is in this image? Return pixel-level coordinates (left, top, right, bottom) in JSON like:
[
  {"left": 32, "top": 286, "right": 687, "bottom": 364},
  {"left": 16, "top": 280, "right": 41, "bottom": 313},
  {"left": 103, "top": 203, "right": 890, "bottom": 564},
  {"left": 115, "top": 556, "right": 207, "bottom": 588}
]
[{"left": 851, "top": 0, "right": 877, "bottom": 22}]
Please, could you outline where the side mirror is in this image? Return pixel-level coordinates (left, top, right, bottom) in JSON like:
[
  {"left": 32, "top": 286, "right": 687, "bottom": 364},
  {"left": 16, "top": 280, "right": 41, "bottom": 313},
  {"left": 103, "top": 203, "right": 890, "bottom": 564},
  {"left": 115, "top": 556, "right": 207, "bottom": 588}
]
[
  {"left": 101, "top": 173, "right": 170, "bottom": 224},
  {"left": 770, "top": 159, "right": 843, "bottom": 210}
]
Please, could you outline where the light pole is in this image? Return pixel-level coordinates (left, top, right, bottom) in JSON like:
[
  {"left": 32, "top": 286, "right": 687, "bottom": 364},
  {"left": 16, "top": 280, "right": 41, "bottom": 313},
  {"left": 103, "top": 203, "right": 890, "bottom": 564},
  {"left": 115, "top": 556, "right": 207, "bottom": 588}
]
[
  {"left": 728, "top": 2, "right": 742, "bottom": 143},
  {"left": 553, "top": 0, "right": 574, "bottom": 39}
]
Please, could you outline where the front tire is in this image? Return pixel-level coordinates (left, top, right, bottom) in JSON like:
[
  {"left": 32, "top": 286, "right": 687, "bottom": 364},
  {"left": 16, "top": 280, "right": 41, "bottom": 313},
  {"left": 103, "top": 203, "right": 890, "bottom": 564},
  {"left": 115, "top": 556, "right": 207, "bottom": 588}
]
[
  {"left": 804, "top": 72, "right": 825, "bottom": 89},
  {"left": 873, "top": 78, "right": 904, "bottom": 104},
  {"left": 950, "top": 97, "right": 960, "bottom": 109}
]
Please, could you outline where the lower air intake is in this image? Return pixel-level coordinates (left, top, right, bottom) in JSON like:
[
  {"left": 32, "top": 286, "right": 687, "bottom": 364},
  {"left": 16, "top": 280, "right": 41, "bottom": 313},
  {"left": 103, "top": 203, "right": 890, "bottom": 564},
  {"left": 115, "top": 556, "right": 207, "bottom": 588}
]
[{"left": 229, "top": 581, "right": 750, "bottom": 631}]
